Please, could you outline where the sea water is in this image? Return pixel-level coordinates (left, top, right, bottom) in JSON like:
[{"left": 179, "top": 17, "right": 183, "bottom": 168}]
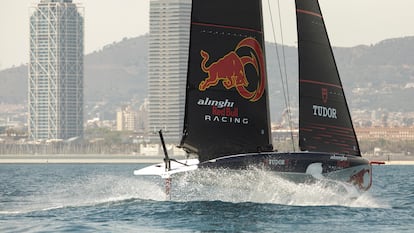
[{"left": 0, "top": 164, "right": 413, "bottom": 232}]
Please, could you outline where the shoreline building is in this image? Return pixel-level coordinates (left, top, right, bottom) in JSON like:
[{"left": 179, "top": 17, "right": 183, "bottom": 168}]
[
  {"left": 116, "top": 106, "right": 137, "bottom": 132},
  {"left": 147, "top": 0, "right": 191, "bottom": 144},
  {"left": 28, "top": 0, "right": 84, "bottom": 140}
]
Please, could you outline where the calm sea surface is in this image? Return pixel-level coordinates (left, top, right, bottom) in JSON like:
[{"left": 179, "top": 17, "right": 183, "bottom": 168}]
[{"left": 0, "top": 163, "right": 413, "bottom": 232}]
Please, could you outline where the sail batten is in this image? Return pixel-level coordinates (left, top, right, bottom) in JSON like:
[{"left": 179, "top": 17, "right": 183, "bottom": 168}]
[
  {"left": 299, "top": 79, "right": 343, "bottom": 89},
  {"left": 296, "top": 0, "right": 361, "bottom": 156},
  {"left": 296, "top": 9, "right": 322, "bottom": 18},
  {"left": 191, "top": 22, "right": 264, "bottom": 34}
]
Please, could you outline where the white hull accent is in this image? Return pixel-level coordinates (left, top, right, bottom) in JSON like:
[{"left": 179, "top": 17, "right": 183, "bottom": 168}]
[
  {"left": 133, "top": 159, "right": 199, "bottom": 178},
  {"left": 305, "top": 162, "right": 323, "bottom": 179}
]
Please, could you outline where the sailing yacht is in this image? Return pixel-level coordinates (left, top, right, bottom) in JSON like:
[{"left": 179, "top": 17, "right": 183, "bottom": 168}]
[{"left": 135, "top": 0, "right": 373, "bottom": 191}]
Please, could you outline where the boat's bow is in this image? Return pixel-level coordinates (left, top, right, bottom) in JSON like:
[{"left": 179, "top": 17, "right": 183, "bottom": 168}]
[{"left": 133, "top": 158, "right": 199, "bottom": 179}]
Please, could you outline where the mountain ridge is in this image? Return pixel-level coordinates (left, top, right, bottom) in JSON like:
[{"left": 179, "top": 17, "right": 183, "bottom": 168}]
[{"left": 0, "top": 35, "right": 413, "bottom": 119}]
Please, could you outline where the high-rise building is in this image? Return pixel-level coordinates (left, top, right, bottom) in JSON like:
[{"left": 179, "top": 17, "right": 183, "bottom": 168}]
[
  {"left": 116, "top": 106, "right": 137, "bottom": 132},
  {"left": 148, "top": 0, "right": 191, "bottom": 144},
  {"left": 28, "top": 0, "right": 84, "bottom": 140}
]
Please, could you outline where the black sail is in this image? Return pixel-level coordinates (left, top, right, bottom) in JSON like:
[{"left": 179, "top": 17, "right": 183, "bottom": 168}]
[
  {"left": 180, "top": 0, "right": 272, "bottom": 162},
  {"left": 295, "top": 0, "right": 361, "bottom": 156}
]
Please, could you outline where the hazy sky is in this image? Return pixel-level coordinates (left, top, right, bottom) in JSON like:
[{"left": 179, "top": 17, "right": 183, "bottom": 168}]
[{"left": 0, "top": 0, "right": 413, "bottom": 69}]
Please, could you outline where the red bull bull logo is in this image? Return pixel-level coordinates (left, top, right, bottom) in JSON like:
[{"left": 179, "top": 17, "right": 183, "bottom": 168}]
[{"left": 198, "top": 37, "right": 266, "bottom": 102}]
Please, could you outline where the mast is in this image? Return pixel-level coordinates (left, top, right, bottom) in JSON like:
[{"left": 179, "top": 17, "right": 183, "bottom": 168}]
[
  {"left": 295, "top": 0, "right": 361, "bottom": 156},
  {"left": 180, "top": 0, "right": 273, "bottom": 162}
]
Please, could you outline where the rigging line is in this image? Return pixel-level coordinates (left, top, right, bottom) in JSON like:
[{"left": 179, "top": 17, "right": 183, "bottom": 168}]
[
  {"left": 276, "top": 0, "right": 295, "bottom": 151},
  {"left": 266, "top": 0, "right": 296, "bottom": 151}
]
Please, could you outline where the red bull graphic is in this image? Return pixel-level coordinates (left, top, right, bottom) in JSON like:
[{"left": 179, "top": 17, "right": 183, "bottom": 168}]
[
  {"left": 198, "top": 37, "right": 266, "bottom": 102},
  {"left": 348, "top": 168, "right": 372, "bottom": 191}
]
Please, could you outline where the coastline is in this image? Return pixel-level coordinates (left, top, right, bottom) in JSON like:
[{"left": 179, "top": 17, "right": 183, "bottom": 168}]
[
  {"left": 0, "top": 154, "right": 169, "bottom": 164},
  {"left": 383, "top": 160, "right": 414, "bottom": 165},
  {"left": 0, "top": 154, "right": 413, "bottom": 165}
]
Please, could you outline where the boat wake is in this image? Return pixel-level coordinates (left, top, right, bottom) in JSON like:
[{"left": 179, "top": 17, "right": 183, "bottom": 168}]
[
  {"left": 1, "top": 169, "right": 387, "bottom": 215},
  {"left": 168, "top": 168, "right": 386, "bottom": 208}
]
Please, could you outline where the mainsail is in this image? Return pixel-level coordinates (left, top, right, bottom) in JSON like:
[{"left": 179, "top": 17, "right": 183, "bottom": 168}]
[
  {"left": 295, "top": 0, "right": 361, "bottom": 156},
  {"left": 180, "top": 0, "right": 272, "bottom": 162}
]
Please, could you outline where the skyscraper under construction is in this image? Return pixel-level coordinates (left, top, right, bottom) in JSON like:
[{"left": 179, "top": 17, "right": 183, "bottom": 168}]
[{"left": 28, "top": 0, "right": 84, "bottom": 140}]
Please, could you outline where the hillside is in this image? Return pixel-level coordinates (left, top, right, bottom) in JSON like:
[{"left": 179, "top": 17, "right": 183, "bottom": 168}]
[
  {"left": 0, "top": 35, "right": 413, "bottom": 119},
  {"left": 265, "top": 37, "right": 414, "bottom": 115},
  {"left": 84, "top": 36, "right": 148, "bottom": 103}
]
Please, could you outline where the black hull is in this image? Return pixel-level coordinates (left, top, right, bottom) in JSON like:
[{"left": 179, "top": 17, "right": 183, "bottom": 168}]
[{"left": 199, "top": 151, "right": 372, "bottom": 191}]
